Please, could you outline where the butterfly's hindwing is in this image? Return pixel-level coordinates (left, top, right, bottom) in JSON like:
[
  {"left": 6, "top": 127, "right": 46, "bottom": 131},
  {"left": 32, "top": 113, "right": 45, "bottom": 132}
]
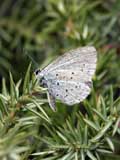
[{"left": 46, "top": 79, "right": 91, "bottom": 105}]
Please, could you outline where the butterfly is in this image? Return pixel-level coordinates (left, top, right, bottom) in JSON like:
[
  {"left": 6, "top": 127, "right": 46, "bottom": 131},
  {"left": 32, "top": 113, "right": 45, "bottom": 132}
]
[{"left": 34, "top": 46, "right": 97, "bottom": 110}]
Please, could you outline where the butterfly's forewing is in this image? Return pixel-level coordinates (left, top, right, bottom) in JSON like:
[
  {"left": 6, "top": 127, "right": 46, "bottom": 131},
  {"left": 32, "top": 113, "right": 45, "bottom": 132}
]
[
  {"left": 41, "top": 46, "right": 97, "bottom": 105},
  {"left": 42, "top": 46, "right": 96, "bottom": 77}
]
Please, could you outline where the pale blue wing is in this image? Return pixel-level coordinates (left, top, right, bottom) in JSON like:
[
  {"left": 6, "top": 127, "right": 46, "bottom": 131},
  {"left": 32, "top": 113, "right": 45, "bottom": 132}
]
[
  {"left": 39, "top": 46, "right": 97, "bottom": 105},
  {"left": 46, "top": 79, "right": 91, "bottom": 105},
  {"left": 41, "top": 46, "right": 97, "bottom": 78}
]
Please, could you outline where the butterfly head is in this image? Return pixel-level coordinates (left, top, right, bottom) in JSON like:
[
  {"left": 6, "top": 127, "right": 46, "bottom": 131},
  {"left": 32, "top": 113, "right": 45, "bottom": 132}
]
[
  {"left": 34, "top": 69, "right": 44, "bottom": 79},
  {"left": 34, "top": 68, "right": 41, "bottom": 75},
  {"left": 34, "top": 69, "right": 47, "bottom": 87}
]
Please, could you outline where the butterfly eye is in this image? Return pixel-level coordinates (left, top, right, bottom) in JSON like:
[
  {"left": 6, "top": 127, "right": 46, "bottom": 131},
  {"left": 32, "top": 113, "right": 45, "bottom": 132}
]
[{"left": 34, "top": 69, "right": 41, "bottom": 75}]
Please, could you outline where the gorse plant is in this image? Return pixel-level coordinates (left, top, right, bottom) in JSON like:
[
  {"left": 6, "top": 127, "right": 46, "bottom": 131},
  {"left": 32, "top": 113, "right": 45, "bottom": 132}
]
[
  {"left": 0, "top": 64, "right": 51, "bottom": 160},
  {"left": 0, "top": 0, "right": 120, "bottom": 160},
  {"left": 0, "top": 0, "right": 120, "bottom": 80},
  {"left": 0, "top": 64, "right": 120, "bottom": 160}
]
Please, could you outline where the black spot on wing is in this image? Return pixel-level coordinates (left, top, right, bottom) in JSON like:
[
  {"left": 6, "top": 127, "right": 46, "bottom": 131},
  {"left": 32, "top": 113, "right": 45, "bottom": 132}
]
[{"left": 57, "top": 82, "right": 59, "bottom": 85}]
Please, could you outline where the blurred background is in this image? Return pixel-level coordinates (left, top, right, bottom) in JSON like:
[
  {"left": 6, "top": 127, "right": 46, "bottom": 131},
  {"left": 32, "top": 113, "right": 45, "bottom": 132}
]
[
  {"left": 0, "top": 0, "right": 120, "bottom": 160},
  {"left": 0, "top": 0, "right": 120, "bottom": 88}
]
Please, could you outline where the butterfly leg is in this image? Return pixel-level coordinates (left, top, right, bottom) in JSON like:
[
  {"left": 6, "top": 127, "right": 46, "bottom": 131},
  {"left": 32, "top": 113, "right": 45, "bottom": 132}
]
[{"left": 47, "top": 91, "right": 56, "bottom": 111}]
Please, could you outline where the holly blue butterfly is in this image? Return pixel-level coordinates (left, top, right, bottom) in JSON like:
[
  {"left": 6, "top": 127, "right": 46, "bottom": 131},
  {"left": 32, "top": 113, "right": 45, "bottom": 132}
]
[{"left": 34, "top": 46, "right": 97, "bottom": 110}]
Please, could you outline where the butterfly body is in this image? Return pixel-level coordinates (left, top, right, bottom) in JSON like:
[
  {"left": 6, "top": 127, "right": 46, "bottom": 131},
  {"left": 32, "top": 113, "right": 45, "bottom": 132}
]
[{"left": 35, "top": 46, "right": 97, "bottom": 110}]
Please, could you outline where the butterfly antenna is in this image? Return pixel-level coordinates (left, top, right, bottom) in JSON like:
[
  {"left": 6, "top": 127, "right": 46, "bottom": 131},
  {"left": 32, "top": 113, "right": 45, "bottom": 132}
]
[{"left": 23, "top": 48, "right": 39, "bottom": 68}]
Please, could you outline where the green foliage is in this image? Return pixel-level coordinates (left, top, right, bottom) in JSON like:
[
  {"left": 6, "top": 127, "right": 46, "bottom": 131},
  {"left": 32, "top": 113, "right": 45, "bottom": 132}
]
[
  {"left": 0, "top": 0, "right": 120, "bottom": 79},
  {"left": 0, "top": 65, "right": 120, "bottom": 160},
  {"left": 0, "top": 0, "right": 120, "bottom": 160},
  {"left": 33, "top": 92, "right": 120, "bottom": 160}
]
